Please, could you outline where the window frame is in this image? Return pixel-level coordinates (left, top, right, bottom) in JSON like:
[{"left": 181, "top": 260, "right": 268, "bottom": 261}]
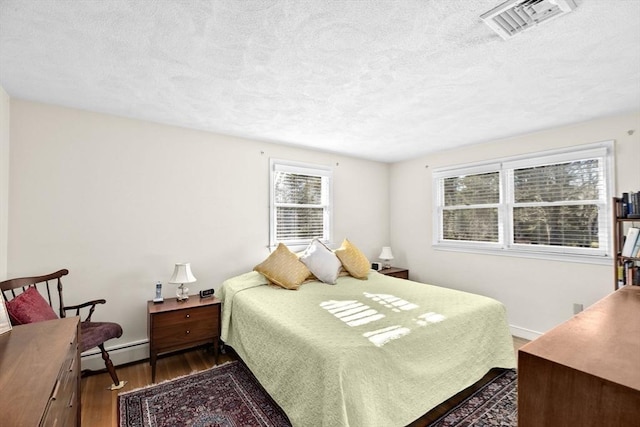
[
  {"left": 432, "top": 141, "right": 614, "bottom": 265},
  {"left": 269, "top": 158, "right": 333, "bottom": 250}
]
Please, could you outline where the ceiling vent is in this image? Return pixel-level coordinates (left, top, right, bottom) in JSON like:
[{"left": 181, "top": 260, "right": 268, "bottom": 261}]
[{"left": 481, "top": 0, "right": 577, "bottom": 39}]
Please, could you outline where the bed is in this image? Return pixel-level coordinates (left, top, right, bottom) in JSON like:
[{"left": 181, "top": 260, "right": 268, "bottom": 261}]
[{"left": 219, "top": 270, "right": 516, "bottom": 427}]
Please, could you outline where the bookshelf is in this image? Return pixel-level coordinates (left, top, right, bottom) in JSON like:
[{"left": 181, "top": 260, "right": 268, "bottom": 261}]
[{"left": 613, "top": 196, "right": 640, "bottom": 290}]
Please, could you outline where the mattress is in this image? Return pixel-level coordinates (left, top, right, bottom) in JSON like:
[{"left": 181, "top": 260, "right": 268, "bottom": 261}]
[{"left": 219, "top": 271, "right": 516, "bottom": 427}]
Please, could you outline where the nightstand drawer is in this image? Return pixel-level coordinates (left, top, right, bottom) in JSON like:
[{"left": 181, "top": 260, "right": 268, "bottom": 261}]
[
  {"left": 153, "top": 319, "right": 218, "bottom": 348},
  {"left": 152, "top": 305, "right": 216, "bottom": 330}
]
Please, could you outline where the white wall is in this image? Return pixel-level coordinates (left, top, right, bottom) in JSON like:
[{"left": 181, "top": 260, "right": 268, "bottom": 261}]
[
  {"left": 390, "top": 112, "right": 640, "bottom": 339},
  {"left": 8, "top": 99, "right": 390, "bottom": 367},
  {"left": 8, "top": 98, "right": 639, "bottom": 366},
  {"left": 0, "top": 86, "right": 9, "bottom": 280}
]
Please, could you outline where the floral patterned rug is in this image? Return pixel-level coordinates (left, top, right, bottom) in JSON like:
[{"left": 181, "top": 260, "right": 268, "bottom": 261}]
[
  {"left": 428, "top": 369, "right": 517, "bottom": 427},
  {"left": 118, "top": 361, "right": 291, "bottom": 427},
  {"left": 119, "top": 361, "right": 516, "bottom": 427}
]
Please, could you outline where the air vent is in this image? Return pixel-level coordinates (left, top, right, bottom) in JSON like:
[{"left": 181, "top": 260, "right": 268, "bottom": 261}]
[{"left": 481, "top": 0, "right": 577, "bottom": 39}]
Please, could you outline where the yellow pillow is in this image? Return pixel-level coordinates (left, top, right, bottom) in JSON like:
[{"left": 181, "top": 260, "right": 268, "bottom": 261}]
[
  {"left": 254, "top": 243, "right": 311, "bottom": 290},
  {"left": 335, "top": 239, "right": 370, "bottom": 280}
]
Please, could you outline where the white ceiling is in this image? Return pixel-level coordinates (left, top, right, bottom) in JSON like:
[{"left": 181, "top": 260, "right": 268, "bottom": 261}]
[{"left": 1, "top": 0, "right": 639, "bottom": 163}]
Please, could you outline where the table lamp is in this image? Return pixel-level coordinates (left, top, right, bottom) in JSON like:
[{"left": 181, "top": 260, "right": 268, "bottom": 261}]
[
  {"left": 379, "top": 247, "right": 394, "bottom": 269},
  {"left": 169, "top": 262, "right": 197, "bottom": 301}
]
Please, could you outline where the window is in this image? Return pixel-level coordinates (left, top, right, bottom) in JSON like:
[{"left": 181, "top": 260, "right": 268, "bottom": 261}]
[
  {"left": 270, "top": 159, "right": 332, "bottom": 248},
  {"left": 433, "top": 141, "right": 614, "bottom": 263}
]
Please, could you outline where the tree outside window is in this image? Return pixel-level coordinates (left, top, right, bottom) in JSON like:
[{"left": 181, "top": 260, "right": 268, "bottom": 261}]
[{"left": 433, "top": 142, "right": 612, "bottom": 262}]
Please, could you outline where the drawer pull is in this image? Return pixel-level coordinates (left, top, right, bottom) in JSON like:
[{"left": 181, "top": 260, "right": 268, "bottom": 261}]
[
  {"left": 51, "top": 379, "right": 61, "bottom": 401},
  {"left": 185, "top": 314, "right": 190, "bottom": 318},
  {"left": 186, "top": 330, "right": 190, "bottom": 334}
]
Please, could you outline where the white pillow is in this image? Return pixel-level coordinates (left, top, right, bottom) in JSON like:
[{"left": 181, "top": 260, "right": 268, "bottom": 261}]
[{"left": 299, "top": 239, "right": 342, "bottom": 284}]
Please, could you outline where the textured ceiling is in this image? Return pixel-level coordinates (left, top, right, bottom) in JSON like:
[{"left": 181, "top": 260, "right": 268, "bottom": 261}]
[{"left": 1, "top": 0, "right": 639, "bottom": 162}]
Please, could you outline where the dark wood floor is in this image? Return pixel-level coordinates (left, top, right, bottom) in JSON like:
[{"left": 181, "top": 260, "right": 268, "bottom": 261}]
[{"left": 81, "top": 337, "right": 529, "bottom": 427}]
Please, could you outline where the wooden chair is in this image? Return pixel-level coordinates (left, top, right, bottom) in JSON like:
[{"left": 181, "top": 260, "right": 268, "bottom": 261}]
[{"left": 0, "top": 269, "right": 126, "bottom": 390}]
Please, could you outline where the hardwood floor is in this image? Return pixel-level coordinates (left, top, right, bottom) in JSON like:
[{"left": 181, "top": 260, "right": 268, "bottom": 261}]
[
  {"left": 513, "top": 336, "right": 529, "bottom": 360},
  {"left": 81, "top": 337, "right": 529, "bottom": 427},
  {"left": 81, "top": 347, "right": 236, "bottom": 427}
]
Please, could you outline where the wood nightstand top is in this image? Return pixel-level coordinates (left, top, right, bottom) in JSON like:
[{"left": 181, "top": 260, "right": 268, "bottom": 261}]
[
  {"left": 148, "top": 295, "right": 221, "bottom": 314},
  {"left": 378, "top": 267, "right": 409, "bottom": 279}
]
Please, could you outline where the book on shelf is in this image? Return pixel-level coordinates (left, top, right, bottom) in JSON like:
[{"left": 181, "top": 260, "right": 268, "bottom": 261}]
[
  {"left": 617, "top": 265, "right": 627, "bottom": 288},
  {"left": 633, "top": 192, "right": 640, "bottom": 218},
  {"left": 621, "top": 227, "right": 640, "bottom": 257},
  {"left": 623, "top": 261, "right": 639, "bottom": 286},
  {"left": 621, "top": 191, "right": 640, "bottom": 218},
  {"left": 633, "top": 236, "right": 640, "bottom": 258}
]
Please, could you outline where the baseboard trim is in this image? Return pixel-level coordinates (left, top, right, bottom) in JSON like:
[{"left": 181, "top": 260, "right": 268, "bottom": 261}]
[
  {"left": 81, "top": 339, "right": 149, "bottom": 371},
  {"left": 510, "top": 324, "right": 542, "bottom": 341}
]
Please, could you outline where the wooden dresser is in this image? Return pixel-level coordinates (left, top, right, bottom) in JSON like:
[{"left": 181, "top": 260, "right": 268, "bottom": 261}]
[
  {"left": 0, "top": 316, "right": 81, "bottom": 427},
  {"left": 518, "top": 286, "right": 640, "bottom": 426}
]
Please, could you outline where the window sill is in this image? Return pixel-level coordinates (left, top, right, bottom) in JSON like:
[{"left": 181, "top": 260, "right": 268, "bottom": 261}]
[
  {"left": 269, "top": 240, "right": 335, "bottom": 253},
  {"left": 432, "top": 244, "right": 612, "bottom": 266}
]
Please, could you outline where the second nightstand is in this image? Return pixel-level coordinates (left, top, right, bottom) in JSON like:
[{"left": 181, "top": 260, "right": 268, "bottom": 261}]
[
  {"left": 378, "top": 267, "right": 409, "bottom": 280},
  {"left": 147, "top": 296, "right": 221, "bottom": 382}
]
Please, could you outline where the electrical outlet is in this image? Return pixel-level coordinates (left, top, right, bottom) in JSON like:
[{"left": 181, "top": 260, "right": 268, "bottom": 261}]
[{"left": 573, "top": 303, "right": 584, "bottom": 314}]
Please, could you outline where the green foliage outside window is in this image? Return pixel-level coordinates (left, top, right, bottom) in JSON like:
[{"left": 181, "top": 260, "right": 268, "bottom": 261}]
[
  {"left": 274, "top": 171, "right": 327, "bottom": 243},
  {"left": 440, "top": 158, "right": 604, "bottom": 251}
]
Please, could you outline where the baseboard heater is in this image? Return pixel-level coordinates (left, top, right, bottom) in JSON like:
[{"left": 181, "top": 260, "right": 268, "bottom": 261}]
[{"left": 81, "top": 338, "right": 149, "bottom": 358}]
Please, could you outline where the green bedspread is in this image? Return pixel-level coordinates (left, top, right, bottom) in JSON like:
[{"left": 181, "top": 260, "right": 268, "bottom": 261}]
[{"left": 219, "top": 271, "right": 516, "bottom": 427}]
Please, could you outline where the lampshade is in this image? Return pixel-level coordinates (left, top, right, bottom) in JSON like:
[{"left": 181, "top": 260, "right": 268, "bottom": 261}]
[
  {"left": 379, "top": 247, "right": 394, "bottom": 260},
  {"left": 169, "top": 263, "right": 197, "bottom": 284}
]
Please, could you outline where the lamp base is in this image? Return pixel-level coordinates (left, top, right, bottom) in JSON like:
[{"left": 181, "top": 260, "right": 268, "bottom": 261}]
[{"left": 176, "top": 284, "right": 189, "bottom": 301}]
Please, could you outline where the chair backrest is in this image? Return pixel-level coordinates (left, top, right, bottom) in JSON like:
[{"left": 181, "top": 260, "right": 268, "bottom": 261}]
[{"left": 0, "top": 269, "right": 69, "bottom": 318}]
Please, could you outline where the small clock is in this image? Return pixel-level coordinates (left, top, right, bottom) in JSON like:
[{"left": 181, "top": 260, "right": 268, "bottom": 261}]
[{"left": 199, "top": 288, "right": 215, "bottom": 298}]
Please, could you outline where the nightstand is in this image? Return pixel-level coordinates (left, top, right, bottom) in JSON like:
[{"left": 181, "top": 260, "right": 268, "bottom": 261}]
[
  {"left": 378, "top": 267, "right": 409, "bottom": 280},
  {"left": 147, "top": 296, "right": 221, "bottom": 382}
]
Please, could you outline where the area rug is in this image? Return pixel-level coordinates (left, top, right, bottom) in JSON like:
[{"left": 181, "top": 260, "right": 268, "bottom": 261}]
[
  {"left": 428, "top": 369, "right": 517, "bottom": 427},
  {"left": 118, "top": 361, "right": 291, "bottom": 427},
  {"left": 119, "top": 361, "right": 517, "bottom": 427}
]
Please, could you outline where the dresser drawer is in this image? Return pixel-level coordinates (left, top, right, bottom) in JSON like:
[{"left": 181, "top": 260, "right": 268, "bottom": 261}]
[{"left": 41, "top": 335, "right": 79, "bottom": 427}]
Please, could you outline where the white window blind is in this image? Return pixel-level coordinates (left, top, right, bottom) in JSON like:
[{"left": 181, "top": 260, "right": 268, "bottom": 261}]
[
  {"left": 433, "top": 142, "right": 613, "bottom": 263},
  {"left": 442, "top": 170, "right": 501, "bottom": 244},
  {"left": 270, "top": 159, "right": 332, "bottom": 248}
]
